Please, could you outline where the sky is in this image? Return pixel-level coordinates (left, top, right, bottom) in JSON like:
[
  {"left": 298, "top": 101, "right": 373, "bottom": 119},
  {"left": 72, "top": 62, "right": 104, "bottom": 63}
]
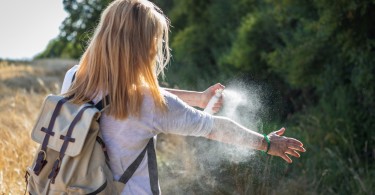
[{"left": 0, "top": 0, "right": 68, "bottom": 60}]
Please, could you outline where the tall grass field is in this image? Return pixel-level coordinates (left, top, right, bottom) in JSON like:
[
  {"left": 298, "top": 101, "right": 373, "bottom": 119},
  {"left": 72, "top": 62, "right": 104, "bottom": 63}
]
[{"left": 0, "top": 59, "right": 76, "bottom": 194}]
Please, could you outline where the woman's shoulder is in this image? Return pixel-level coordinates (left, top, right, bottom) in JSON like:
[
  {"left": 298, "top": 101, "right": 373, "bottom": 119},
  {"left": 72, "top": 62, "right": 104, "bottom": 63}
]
[
  {"left": 61, "top": 65, "right": 79, "bottom": 94},
  {"left": 160, "top": 88, "right": 183, "bottom": 106},
  {"left": 160, "top": 88, "right": 176, "bottom": 98},
  {"left": 140, "top": 87, "right": 184, "bottom": 113},
  {"left": 159, "top": 88, "right": 190, "bottom": 109},
  {"left": 141, "top": 87, "right": 177, "bottom": 100},
  {"left": 68, "top": 65, "right": 79, "bottom": 73}
]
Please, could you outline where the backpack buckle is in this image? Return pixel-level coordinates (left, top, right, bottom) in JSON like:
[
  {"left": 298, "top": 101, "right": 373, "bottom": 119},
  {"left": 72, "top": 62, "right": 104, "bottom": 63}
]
[
  {"left": 33, "top": 150, "right": 47, "bottom": 176},
  {"left": 48, "top": 158, "right": 61, "bottom": 184}
]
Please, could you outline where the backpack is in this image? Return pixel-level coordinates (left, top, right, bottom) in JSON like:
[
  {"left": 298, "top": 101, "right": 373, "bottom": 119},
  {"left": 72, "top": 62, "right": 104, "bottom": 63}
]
[{"left": 25, "top": 94, "right": 156, "bottom": 194}]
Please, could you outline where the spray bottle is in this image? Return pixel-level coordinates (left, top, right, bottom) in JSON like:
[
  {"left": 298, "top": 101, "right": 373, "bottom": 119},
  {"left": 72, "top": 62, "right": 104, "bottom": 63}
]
[{"left": 204, "top": 89, "right": 223, "bottom": 114}]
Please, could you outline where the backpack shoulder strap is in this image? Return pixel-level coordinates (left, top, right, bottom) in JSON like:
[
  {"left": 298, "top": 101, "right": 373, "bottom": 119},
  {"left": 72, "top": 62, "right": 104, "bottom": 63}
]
[
  {"left": 94, "top": 96, "right": 110, "bottom": 111},
  {"left": 146, "top": 138, "right": 159, "bottom": 195},
  {"left": 118, "top": 138, "right": 151, "bottom": 184},
  {"left": 72, "top": 71, "right": 109, "bottom": 111},
  {"left": 72, "top": 71, "right": 76, "bottom": 82},
  {"left": 118, "top": 138, "right": 159, "bottom": 195}
]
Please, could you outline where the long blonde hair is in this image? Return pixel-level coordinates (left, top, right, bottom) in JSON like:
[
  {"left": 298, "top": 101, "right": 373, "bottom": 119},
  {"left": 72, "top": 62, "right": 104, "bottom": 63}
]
[{"left": 65, "top": 0, "right": 170, "bottom": 119}]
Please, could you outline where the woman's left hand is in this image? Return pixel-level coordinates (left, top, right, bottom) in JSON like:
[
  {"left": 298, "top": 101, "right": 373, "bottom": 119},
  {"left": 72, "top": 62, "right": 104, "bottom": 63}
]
[
  {"left": 266, "top": 127, "right": 306, "bottom": 163},
  {"left": 200, "top": 83, "right": 225, "bottom": 113}
]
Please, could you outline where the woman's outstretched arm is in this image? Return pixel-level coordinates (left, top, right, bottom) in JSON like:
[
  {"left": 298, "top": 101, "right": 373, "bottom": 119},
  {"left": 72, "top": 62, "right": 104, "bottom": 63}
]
[{"left": 206, "top": 116, "right": 306, "bottom": 163}]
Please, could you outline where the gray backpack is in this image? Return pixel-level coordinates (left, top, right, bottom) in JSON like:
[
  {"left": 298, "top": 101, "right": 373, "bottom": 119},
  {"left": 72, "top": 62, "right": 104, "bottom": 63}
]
[{"left": 25, "top": 94, "right": 156, "bottom": 194}]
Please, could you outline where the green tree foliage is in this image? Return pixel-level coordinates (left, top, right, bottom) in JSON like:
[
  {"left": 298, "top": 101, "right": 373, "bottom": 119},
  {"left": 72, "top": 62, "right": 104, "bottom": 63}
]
[
  {"left": 37, "top": 0, "right": 112, "bottom": 59},
  {"left": 265, "top": 0, "right": 375, "bottom": 155},
  {"left": 163, "top": 0, "right": 257, "bottom": 89},
  {"left": 258, "top": 1, "right": 374, "bottom": 193}
]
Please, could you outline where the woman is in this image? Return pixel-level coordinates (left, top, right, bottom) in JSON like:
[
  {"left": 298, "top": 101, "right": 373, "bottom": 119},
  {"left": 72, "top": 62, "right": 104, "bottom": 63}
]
[{"left": 61, "top": 0, "right": 306, "bottom": 194}]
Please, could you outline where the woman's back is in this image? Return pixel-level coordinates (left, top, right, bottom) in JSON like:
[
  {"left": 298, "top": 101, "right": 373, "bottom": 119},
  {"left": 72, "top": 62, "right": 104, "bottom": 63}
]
[{"left": 61, "top": 65, "right": 214, "bottom": 194}]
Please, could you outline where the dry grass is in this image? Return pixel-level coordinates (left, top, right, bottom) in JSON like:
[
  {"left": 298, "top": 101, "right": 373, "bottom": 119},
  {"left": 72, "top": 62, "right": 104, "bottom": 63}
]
[
  {"left": 0, "top": 59, "right": 77, "bottom": 194},
  {"left": 0, "top": 90, "right": 43, "bottom": 194}
]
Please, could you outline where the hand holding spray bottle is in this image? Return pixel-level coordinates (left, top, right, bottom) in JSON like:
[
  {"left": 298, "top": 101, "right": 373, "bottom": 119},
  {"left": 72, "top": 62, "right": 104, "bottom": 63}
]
[{"left": 204, "top": 89, "right": 223, "bottom": 114}]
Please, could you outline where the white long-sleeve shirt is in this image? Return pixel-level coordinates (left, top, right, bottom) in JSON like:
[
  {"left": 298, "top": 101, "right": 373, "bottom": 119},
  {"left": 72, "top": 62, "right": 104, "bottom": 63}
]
[{"left": 61, "top": 65, "right": 213, "bottom": 195}]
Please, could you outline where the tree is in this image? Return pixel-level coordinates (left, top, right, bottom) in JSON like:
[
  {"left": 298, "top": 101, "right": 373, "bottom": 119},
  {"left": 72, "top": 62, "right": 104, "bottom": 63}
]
[{"left": 37, "top": 0, "right": 112, "bottom": 59}]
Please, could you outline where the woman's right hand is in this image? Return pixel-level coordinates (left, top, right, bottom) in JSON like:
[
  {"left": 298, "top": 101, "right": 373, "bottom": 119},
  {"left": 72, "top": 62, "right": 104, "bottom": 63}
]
[
  {"left": 200, "top": 83, "right": 225, "bottom": 113},
  {"left": 266, "top": 127, "right": 306, "bottom": 163}
]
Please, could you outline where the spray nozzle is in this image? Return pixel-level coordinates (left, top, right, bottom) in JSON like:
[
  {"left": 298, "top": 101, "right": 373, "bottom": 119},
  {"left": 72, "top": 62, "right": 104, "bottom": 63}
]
[{"left": 214, "top": 89, "right": 224, "bottom": 97}]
